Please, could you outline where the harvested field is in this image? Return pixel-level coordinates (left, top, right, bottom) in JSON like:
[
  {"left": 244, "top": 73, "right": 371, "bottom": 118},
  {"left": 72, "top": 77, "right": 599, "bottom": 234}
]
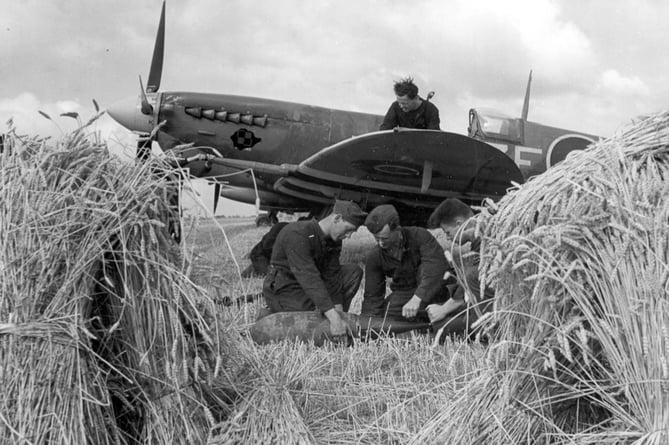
[{"left": 3, "top": 109, "right": 669, "bottom": 444}]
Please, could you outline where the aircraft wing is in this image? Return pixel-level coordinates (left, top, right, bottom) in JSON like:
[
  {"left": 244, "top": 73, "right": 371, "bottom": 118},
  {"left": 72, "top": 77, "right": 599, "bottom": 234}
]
[{"left": 274, "top": 129, "right": 523, "bottom": 216}]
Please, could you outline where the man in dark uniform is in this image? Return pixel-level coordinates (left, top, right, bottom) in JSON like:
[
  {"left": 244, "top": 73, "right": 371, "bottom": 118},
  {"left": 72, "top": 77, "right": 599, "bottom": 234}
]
[
  {"left": 425, "top": 198, "right": 495, "bottom": 337},
  {"left": 379, "top": 77, "right": 440, "bottom": 131},
  {"left": 361, "top": 204, "right": 449, "bottom": 321},
  {"left": 262, "top": 200, "right": 367, "bottom": 338}
]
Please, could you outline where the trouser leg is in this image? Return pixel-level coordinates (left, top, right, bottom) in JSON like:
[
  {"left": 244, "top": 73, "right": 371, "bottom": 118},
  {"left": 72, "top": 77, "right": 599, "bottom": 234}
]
[
  {"left": 361, "top": 292, "right": 387, "bottom": 317},
  {"left": 386, "top": 281, "right": 451, "bottom": 321},
  {"left": 385, "top": 289, "right": 420, "bottom": 320},
  {"left": 262, "top": 269, "right": 314, "bottom": 313},
  {"left": 339, "top": 264, "right": 363, "bottom": 312},
  {"left": 264, "top": 287, "right": 314, "bottom": 313}
]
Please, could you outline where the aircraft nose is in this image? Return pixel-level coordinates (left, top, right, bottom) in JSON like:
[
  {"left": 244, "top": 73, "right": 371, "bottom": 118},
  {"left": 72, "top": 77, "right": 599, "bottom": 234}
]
[{"left": 107, "top": 96, "right": 154, "bottom": 133}]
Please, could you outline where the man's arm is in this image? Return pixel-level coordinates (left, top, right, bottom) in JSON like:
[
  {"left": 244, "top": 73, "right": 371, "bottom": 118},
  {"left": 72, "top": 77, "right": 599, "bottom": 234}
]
[
  {"left": 321, "top": 242, "right": 345, "bottom": 307},
  {"left": 450, "top": 222, "right": 478, "bottom": 267},
  {"left": 282, "top": 230, "right": 336, "bottom": 312},
  {"left": 426, "top": 297, "right": 466, "bottom": 323},
  {"left": 401, "top": 230, "right": 449, "bottom": 318},
  {"left": 413, "top": 230, "right": 449, "bottom": 302},
  {"left": 379, "top": 103, "right": 399, "bottom": 131},
  {"left": 425, "top": 102, "right": 441, "bottom": 130}
]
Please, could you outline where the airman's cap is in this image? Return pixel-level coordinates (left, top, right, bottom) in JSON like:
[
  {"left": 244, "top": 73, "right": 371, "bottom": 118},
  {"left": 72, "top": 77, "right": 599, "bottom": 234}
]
[
  {"left": 333, "top": 200, "right": 368, "bottom": 228},
  {"left": 364, "top": 204, "right": 400, "bottom": 234}
]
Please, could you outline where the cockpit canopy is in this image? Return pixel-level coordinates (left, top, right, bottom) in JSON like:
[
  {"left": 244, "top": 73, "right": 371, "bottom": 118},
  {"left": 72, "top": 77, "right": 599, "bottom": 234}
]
[{"left": 468, "top": 108, "right": 522, "bottom": 144}]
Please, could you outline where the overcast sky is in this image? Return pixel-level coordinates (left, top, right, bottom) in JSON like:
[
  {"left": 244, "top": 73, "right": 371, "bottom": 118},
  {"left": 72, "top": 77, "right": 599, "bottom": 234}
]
[{"left": 1, "top": 0, "right": 666, "bottom": 215}]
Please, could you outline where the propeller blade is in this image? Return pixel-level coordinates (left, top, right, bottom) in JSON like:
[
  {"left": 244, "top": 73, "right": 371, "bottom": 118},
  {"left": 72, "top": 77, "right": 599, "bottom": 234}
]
[
  {"left": 213, "top": 183, "right": 221, "bottom": 214},
  {"left": 146, "top": 1, "right": 166, "bottom": 94},
  {"left": 138, "top": 76, "right": 153, "bottom": 115}
]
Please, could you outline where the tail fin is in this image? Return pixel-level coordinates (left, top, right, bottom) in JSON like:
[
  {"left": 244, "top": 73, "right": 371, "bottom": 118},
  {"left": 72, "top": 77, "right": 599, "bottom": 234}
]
[{"left": 521, "top": 70, "right": 532, "bottom": 121}]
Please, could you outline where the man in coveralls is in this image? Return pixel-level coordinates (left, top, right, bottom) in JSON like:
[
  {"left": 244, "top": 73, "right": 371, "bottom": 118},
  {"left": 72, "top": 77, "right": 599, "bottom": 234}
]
[
  {"left": 262, "top": 200, "right": 367, "bottom": 339},
  {"left": 361, "top": 204, "right": 450, "bottom": 321}
]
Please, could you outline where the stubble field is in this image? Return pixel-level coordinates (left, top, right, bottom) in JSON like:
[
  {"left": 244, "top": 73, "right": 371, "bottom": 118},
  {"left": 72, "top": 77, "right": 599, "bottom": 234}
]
[
  {"left": 184, "top": 215, "right": 488, "bottom": 444},
  {"left": 5, "top": 109, "right": 669, "bottom": 443}
]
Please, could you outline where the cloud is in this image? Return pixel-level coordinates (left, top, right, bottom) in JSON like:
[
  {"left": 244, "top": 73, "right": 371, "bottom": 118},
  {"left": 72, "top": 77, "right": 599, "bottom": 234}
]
[
  {"left": 597, "top": 69, "right": 649, "bottom": 96},
  {"left": 0, "top": 92, "right": 62, "bottom": 136},
  {"left": 2, "top": 0, "right": 667, "bottom": 217},
  {"left": 2, "top": 1, "right": 665, "bottom": 148},
  {"left": 0, "top": 92, "right": 139, "bottom": 161}
]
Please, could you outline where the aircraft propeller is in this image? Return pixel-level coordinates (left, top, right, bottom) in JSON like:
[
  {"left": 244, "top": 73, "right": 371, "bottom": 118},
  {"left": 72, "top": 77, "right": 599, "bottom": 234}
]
[
  {"left": 145, "top": 1, "right": 165, "bottom": 96},
  {"left": 135, "top": 1, "right": 165, "bottom": 161}
]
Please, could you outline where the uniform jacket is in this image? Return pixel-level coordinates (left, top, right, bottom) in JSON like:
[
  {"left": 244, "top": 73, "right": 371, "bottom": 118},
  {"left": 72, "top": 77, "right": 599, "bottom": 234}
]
[
  {"left": 364, "top": 226, "right": 448, "bottom": 302},
  {"left": 379, "top": 99, "right": 441, "bottom": 130},
  {"left": 266, "top": 219, "right": 344, "bottom": 312}
]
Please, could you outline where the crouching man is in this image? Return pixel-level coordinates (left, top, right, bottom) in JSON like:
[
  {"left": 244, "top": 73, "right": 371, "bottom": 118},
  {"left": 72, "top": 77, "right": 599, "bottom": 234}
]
[
  {"left": 260, "top": 200, "right": 367, "bottom": 339},
  {"left": 425, "top": 198, "right": 495, "bottom": 338},
  {"left": 361, "top": 204, "right": 450, "bottom": 322}
]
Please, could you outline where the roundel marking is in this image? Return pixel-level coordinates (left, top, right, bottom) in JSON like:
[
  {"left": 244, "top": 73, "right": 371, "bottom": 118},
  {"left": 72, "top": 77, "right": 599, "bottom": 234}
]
[
  {"left": 546, "top": 134, "right": 595, "bottom": 169},
  {"left": 350, "top": 160, "right": 429, "bottom": 178}
]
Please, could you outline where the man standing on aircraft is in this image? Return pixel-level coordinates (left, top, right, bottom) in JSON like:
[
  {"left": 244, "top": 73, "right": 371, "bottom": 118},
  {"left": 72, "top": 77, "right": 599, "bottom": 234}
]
[
  {"left": 379, "top": 77, "right": 441, "bottom": 131},
  {"left": 424, "top": 198, "right": 495, "bottom": 337},
  {"left": 361, "top": 204, "right": 450, "bottom": 321},
  {"left": 261, "top": 200, "right": 367, "bottom": 338}
]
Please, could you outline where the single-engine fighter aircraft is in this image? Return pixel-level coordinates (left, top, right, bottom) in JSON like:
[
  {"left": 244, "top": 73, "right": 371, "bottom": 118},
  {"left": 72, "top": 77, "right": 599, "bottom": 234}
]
[{"left": 107, "top": 2, "right": 599, "bottom": 226}]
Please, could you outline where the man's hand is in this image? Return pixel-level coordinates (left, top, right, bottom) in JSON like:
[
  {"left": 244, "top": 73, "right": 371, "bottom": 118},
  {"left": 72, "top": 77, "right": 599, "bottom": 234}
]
[
  {"left": 426, "top": 298, "right": 465, "bottom": 323},
  {"left": 401, "top": 295, "right": 422, "bottom": 319},
  {"left": 459, "top": 228, "right": 476, "bottom": 244},
  {"left": 324, "top": 308, "right": 351, "bottom": 339},
  {"left": 451, "top": 242, "right": 472, "bottom": 264}
]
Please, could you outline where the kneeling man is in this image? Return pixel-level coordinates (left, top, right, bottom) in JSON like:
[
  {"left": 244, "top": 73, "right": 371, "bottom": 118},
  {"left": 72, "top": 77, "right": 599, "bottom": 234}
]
[
  {"left": 262, "top": 200, "right": 367, "bottom": 338},
  {"left": 362, "top": 204, "right": 449, "bottom": 321},
  {"left": 426, "top": 198, "right": 495, "bottom": 337}
]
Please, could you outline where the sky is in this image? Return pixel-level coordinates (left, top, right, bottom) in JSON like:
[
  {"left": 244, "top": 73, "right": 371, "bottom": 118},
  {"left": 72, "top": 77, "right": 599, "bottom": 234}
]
[{"left": 1, "top": 0, "right": 667, "bottom": 216}]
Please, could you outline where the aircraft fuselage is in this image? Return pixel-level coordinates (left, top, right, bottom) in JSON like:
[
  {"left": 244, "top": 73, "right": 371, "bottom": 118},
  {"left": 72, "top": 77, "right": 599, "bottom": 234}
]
[{"left": 152, "top": 92, "right": 383, "bottom": 163}]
